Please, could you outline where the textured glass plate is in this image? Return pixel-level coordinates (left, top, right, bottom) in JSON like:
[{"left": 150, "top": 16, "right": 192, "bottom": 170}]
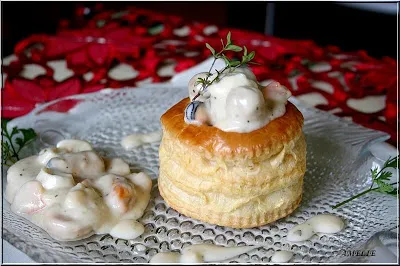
[{"left": 2, "top": 84, "right": 397, "bottom": 263}]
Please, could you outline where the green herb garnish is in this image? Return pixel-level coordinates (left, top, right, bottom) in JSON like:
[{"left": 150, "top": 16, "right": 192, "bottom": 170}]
[
  {"left": 1, "top": 120, "right": 37, "bottom": 167},
  {"left": 333, "top": 156, "right": 398, "bottom": 209},
  {"left": 193, "top": 32, "right": 258, "bottom": 101}
]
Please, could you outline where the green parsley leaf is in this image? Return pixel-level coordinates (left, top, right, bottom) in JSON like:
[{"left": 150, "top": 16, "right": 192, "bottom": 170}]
[
  {"left": 20, "top": 128, "right": 37, "bottom": 143},
  {"left": 376, "top": 181, "right": 395, "bottom": 193},
  {"left": 1, "top": 124, "right": 37, "bottom": 167},
  {"left": 333, "top": 155, "right": 399, "bottom": 209},
  {"left": 384, "top": 156, "right": 398, "bottom": 169}
]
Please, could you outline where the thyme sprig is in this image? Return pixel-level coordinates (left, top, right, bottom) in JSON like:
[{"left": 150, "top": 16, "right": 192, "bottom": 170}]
[
  {"left": 333, "top": 156, "right": 398, "bottom": 209},
  {"left": 1, "top": 120, "right": 37, "bottom": 167},
  {"left": 193, "top": 32, "right": 258, "bottom": 101}
]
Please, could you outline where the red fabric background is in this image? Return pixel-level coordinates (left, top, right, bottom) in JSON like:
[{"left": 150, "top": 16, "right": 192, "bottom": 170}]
[{"left": 2, "top": 5, "right": 397, "bottom": 144}]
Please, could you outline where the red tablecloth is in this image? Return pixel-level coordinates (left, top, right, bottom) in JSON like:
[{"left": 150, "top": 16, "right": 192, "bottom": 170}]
[{"left": 2, "top": 5, "right": 397, "bottom": 145}]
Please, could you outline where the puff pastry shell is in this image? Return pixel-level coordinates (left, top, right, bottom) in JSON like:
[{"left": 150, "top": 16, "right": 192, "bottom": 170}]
[{"left": 159, "top": 98, "right": 306, "bottom": 228}]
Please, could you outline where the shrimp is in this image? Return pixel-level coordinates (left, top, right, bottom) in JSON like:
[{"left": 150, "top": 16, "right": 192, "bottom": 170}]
[
  {"left": 105, "top": 178, "right": 136, "bottom": 214},
  {"left": 262, "top": 81, "right": 291, "bottom": 103},
  {"left": 43, "top": 211, "right": 94, "bottom": 241},
  {"left": 11, "top": 181, "right": 46, "bottom": 215}
]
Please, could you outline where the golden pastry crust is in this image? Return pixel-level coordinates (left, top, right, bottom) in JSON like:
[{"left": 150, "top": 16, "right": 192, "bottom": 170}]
[
  {"left": 158, "top": 98, "right": 306, "bottom": 228},
  {"left": 160, "top": 98, "right": 304, "bottom": 161},
  {"left": 159, "top": 181, "right": 303, "bottom": 228}
]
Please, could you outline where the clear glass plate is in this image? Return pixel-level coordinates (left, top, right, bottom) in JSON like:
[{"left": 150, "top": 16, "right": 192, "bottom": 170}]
[{"left": 2, "top": 84, "right": 396, "bottom": 263}]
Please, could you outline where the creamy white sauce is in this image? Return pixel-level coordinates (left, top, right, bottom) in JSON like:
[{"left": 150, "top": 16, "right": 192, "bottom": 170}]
[
  {"left": 56, "top": 139, "right": 93, "bottom": 152},
  {"left": 271, "top": 250, "right": 293, "bottom": 263},
  {"left": 5, "top": 139, "right": 152, "bottom": 241},
  {"left": 186, "top": 67, "right": 291, "bottom": 133},
  {"left": 121, "top": 131, "right": 162, "bottom": 150},
  {"left": 150, "top": 244, "right": 257, "bottom": 263},
  {"left": 109, "top": 220, "right": 144, "bottom": 239},
  {"left": 287, "top": 214, "right": 345, "bottom": 242}
]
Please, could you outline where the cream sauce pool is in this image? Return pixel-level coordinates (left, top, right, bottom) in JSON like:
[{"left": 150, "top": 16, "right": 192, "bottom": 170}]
[
  {"left": 121, "top": 131, "right": 162, "bottom": 150},
  {"left": 287, "top": 214, "right": 345, "bottom": 242},
  {"left": 149, "top": 244, "right": 258, "bottom": 263},
  {"left": 5, "top": 139, "right": 152, "bottom": 241},
  {"left": 271, "top": 250, "right": 293, "bottom": 263}
]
